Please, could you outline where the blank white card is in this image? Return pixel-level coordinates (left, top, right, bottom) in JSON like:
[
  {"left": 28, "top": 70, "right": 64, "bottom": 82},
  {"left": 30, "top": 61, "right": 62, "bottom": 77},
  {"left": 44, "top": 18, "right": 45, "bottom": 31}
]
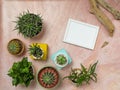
[{"left": 63, "top": 19, "right": 99, "bottom": 50}]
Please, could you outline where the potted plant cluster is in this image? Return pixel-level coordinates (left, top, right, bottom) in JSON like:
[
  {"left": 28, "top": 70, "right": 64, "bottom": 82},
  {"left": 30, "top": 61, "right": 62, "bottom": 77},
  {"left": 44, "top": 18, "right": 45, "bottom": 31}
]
[
  {"left": 7, "top": 10, "right": 99, "bottom": 89},
  {"left": 29, "top": 43, "right": 48, "bottom": 60},
  {"left": 37, "top": 66, "right": 59, "bottom": 89},
  {"left": 7, "top": 57, "right": 34, "bottom": 87},
  {"left": 14, "top": 11, "right": 43, "bottom": 38},
  {"left": 63, "top": 61, "right": 98, "bottom": 86},
  {"left": 7, "top": 39, "right": 25, "bottom": 55},
  {"left": 51, "top": 49, "right": 72, "bottom": 69}
]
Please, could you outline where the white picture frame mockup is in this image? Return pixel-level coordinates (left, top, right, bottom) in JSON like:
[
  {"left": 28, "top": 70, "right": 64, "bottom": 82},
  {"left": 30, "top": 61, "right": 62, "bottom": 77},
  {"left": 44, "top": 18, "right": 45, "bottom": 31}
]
[{"left": 63, "top": 19, "right": 99, "bottom": 50}]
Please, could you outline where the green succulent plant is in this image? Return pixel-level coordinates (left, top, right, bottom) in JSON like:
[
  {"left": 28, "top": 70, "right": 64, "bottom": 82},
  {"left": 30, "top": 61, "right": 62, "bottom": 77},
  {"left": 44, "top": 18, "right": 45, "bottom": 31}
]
[
  {"left": 42, "top": 71, "right": 55, "bottom": 85},
  {"left": 56, "top": 54, "right": 67, "bottom": 65},
  {"left": 14, "top": 11, "right": 43, "bottom": 38},
  {"left": 8, "top": 57, "right": 34, "bottom": 87},
  {"left": 7, "top": 39, "right": 24, "bottom": 55},
  {"left": 29, "top": 43, "right": 43, "bottom": 59},
  {"left": 63, "top": 61, "right": 98, "bottom": 86},
  {"left": 38, "top": 67, "right": 59, "bottom": 88}
]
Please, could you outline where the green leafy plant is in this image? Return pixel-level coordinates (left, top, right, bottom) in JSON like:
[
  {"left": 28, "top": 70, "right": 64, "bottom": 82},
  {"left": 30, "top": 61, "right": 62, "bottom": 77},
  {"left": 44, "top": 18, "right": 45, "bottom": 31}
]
[
  {"left": 14, "top": 11, "right": 43, "bottom": 38},
  {"left": 38, "top": 67, "right": 59, "bottom": 88},
  {"left": 7, "top": 39, "right": 24, "bottom": 55},
  {"left": 63, "top": 61, "right": 98, "bottom": 86},
  {"left": 8, "top": 57, "right": 34, "bottom": 87},
  {"left": 56, "top": 54, "right": 67, "bottom": 65},
  {"left": 29, "top": 43, "right": 43, "bottom": 59}
]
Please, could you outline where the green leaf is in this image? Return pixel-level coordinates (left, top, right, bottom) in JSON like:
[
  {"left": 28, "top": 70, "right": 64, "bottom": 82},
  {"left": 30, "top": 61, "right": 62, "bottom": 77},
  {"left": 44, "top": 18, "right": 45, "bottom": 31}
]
[
  {"left": 22, "top": 57, "right": 28, "bottom": 67},
  {"left": 80, "top": 64, "right": 87, "bottom": 73},
  {"left": 12, "top": 78, "right": 19, "bottom": 86},
  {"left": 90, "top": 61, "right": 98, "bottom": 74},
  {"left": 12, "top": 62, "right": 20, "bottom": 70}
]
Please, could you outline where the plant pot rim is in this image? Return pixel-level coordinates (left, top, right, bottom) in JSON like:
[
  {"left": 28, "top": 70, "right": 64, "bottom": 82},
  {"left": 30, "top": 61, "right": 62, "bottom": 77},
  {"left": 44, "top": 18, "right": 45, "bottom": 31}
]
[
  {"left": 37, "top": 66, "right": 60, "bottom": 89},
  {"left": 30, "top": 28, "right": 43, "bottom": 39},
  {"left": 31, "top": 54, "right": 43, "bottom": 60}
]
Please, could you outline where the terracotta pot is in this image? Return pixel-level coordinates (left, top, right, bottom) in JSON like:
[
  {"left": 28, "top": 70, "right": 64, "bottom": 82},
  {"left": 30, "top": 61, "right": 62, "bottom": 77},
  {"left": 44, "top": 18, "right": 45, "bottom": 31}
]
[
  {"left": 37, "top": 66, "right": 59, "bottom": 89},
  {"left": 7, "top": 39, "right": 25, "bottom": 56}
]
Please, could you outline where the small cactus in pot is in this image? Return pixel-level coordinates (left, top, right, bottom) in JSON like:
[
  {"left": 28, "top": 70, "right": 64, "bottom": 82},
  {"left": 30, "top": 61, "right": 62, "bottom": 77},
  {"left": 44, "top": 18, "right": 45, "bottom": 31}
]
[
  {"left": 37, "top": 67, "right": 59, "bottom": 88},
  {"left": 55, "top": 54, "right": 68, "bottom": 66},
  {"left": 7, "top": 39, "right": 24, "bottom": 55},
  {"left": 14, "top": 11, "right": 43, "bottom": 38},
  {"left": 51, "top": 49, "right": 72, "bottom": 69},
  {"left": 29, "top": 43, "right": 43, "bottom": 60}
]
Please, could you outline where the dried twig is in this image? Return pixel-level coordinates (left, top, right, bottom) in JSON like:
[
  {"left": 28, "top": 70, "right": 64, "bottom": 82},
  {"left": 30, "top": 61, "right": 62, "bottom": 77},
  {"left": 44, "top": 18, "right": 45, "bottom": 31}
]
[
  {"left": 89, "top": 0, "right": 115, "bottom": 37},
  {"left": 101, "top": 41, "right": 109, "bottom": 48},
  {"left": 96, "top": 0, "right": 120, "bottom": 20}
]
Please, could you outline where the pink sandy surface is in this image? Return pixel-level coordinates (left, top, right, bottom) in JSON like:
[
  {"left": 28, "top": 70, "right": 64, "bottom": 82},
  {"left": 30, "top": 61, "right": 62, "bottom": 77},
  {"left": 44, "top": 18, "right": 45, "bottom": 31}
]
[{"left": 0, "top": 0, "right": 120, "bottom": 90}]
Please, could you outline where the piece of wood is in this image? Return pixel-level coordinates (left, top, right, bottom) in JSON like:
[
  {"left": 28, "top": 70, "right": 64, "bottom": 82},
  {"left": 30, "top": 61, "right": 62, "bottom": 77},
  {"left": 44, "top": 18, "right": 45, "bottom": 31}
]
[
  {"left": 101, "top": 41, "right": 109, "bottom": 48},
  {"left": 96, "top": 0, "right": 120, "bottom": 20},
  {"left": 89, "top": 0, "right": 115, "bottom": 37}
]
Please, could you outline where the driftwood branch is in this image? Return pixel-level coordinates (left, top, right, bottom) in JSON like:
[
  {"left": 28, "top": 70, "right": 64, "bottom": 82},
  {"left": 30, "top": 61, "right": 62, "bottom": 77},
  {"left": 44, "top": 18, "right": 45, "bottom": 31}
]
[
  {"left": 96, "top": 0, "right": 120, "bottom": 20},
  {"left": 89, "top": 0, "right": 114, "bottom": 36}
]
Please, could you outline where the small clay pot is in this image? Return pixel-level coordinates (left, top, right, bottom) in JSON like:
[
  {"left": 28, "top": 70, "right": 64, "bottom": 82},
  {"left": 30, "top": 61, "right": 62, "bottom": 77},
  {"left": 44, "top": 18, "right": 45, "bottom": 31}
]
[
  {"left": 54, "top": 54, "right": 69, "bottom": 68},
  {"left": 37, "top": 66, "right": 59, "bottom": 89},
  {"left": 7, "top": 39, "right": 25, "bottom": 56}
]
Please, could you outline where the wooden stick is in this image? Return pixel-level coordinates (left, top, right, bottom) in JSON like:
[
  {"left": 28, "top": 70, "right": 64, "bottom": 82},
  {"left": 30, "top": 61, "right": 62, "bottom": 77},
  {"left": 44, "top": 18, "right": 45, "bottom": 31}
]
[
  {"left": 96, "top": 0, "right": 120, "bottom": 20},
  {"left": 101, "top": 41, "right": 109, "bottom": 48},
  {"left": 89, "top": 0, "right": 114, "bottom": 36}
]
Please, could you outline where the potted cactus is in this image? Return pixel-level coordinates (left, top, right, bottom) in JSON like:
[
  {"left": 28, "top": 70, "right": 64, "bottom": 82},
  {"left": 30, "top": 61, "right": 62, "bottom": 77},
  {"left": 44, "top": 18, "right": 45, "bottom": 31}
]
[
  {"left": 29, "top": 43, "right": 48, "bottom": 60},
  {"left": 14, "top": 11, "right": 43, "bottom": 38},
  {"left": 51, "top": 49, "right": 72, "bottom": 69},
  {"left": 55, "top": 54, "right": 68, "bottom": 67},
  {"left": 7, "top": 57, "right": 34, "bottom": 87},
  {"left": 37, "top": 67, "right": 59, "bottom": 88},
  {"left": 29, "top": 43, "right": 43, "bottom": 60},
  {"left": 7, "top": 39, "right": 24, "bottom": 55}
]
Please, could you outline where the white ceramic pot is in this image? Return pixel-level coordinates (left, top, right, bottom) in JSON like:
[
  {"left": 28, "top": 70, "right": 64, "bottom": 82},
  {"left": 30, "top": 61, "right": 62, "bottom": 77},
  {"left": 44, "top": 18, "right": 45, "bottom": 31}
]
[{"left": 54, "top": 54, "right": 69, "bottom": 68}]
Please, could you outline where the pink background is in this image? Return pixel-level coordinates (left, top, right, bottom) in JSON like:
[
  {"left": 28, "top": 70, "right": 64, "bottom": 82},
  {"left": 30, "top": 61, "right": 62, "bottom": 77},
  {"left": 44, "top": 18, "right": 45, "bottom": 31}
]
[{"left": 1, "top": 0, "right": 120, "bottom": 90}]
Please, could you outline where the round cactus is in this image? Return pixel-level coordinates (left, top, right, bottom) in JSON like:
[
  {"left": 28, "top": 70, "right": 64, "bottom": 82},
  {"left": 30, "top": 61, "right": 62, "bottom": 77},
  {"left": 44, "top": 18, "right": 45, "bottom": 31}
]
[
  {"left": 14, "top": 11, "right": 43, "bottom": 38},
  {"left": 38, "top": 67, "right": 59, "bottom": 88},
  {"left": 56, "top": 54, "right": 67, "bottom": 65},
  {"left": 7, "top": 39, "right": 24, "bottom": 55}
]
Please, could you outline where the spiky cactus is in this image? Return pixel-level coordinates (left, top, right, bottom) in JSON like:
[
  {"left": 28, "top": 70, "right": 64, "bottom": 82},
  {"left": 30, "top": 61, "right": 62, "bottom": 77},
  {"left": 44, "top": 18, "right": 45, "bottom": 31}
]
[
  {"left": 7, "top": 39, "right": 24, "bottom": 55},
  {"left": 56, "top": 54, "right": 67, "bottom": 65},
  {"left": 14, "top": 11, "right": 43, "bottom": 38},
  {"left": 38, "top": 67, "right": 59, "bottom": 88},
  {"left": 29, "top": 43, "right": 43, "bottom": 59}
]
